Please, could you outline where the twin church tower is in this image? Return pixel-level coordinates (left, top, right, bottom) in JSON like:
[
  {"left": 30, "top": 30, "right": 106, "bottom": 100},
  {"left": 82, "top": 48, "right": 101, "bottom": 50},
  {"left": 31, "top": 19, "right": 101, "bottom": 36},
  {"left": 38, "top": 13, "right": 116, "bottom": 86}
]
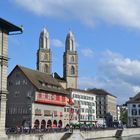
[{"left": 37, "top": 28, "right": 78, "bottom": 89}]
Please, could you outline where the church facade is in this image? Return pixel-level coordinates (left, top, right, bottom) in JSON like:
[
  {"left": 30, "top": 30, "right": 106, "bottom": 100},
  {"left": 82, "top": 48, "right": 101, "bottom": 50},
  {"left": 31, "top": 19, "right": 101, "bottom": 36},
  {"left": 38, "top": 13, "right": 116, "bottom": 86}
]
[{"left": 37, "top": 28, "right": 78, "bottom": 89}]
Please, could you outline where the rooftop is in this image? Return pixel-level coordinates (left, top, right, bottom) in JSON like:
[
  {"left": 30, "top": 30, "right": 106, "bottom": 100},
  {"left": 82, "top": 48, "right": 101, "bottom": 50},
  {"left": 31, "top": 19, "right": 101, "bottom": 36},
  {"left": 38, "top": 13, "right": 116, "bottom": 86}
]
[
  {"left": 126, "top": 92, "right": 140, "bottom": 104},
  {"left": 8, "top": 65, "right": 67, "bottom": 95},
  {"left": 88, "top": 88, "right": 117, "bottom": 98},
  {"left": 0, "top": 18, "right": 23, "bottom": 33}
]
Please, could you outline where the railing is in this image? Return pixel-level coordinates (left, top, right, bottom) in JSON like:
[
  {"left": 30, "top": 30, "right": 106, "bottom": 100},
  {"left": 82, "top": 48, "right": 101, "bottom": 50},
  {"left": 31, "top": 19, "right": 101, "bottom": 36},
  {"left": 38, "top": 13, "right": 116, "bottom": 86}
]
[
  {"left": 7, "top": 125, "right": 140, "bottom": 135},
  {"left": 6, "top": 127, "right": 72, "bottom": 135}
]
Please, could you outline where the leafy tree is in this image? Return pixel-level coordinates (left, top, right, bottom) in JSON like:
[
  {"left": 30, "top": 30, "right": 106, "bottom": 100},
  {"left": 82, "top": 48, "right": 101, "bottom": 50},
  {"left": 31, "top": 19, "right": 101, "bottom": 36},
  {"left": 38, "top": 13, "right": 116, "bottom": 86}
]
[{"left": 121, "top": 109, "right": 128, "bottom": 125}]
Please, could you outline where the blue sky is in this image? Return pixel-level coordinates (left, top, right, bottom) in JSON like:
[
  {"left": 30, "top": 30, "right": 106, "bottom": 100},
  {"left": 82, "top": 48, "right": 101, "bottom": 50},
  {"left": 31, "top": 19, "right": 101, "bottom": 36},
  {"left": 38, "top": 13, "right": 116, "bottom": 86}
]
[{"left": 1, "top": 0, "right": 140, "bottom": 104}]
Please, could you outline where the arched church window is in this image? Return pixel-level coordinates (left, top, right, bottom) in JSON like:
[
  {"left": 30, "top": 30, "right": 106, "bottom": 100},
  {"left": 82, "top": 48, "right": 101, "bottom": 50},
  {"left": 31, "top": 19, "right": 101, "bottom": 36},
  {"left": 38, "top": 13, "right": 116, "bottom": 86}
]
[
  {"left": 44, "top": 64, "right": 49, "bottom": 73},
  {"left": 71, "top": 66, "right": 75, "bottom": 75},
  {"left": 44, "top": 36, "right": 48, "bottom": 49},
  {"left": 71, "top": 40, "right": 74, "bottom": 51},
  {"left": 44, "top": 54, "right": 48, "bottom": 60},
  {"left": 70, "top": 56, "right": 74, "bottom": 62}
]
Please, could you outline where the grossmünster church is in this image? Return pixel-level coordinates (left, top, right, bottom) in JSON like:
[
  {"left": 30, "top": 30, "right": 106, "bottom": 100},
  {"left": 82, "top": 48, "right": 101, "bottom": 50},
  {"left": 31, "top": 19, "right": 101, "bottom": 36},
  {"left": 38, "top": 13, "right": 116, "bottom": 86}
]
[{"left": 37, "top": 28, "right": 78, "bottom": 89}]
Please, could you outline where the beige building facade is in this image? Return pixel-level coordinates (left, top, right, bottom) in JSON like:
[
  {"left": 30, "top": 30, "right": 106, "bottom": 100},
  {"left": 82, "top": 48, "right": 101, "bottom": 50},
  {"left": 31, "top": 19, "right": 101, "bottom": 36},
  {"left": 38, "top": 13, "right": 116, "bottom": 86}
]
[{"left": 89, "top": 89, "right": 117, "bottom": 124}]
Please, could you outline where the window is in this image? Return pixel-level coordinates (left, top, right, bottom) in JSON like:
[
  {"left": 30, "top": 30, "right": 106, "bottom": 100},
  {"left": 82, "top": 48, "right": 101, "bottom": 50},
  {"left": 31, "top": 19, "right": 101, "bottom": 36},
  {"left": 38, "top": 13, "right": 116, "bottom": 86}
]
[
  {"left": 38, "top": 93, "right": 42, "bottom": 98},
  {"left": 44, "top": 54, "right": 48, "bottom": 60},
  {"left": 42, "top": 83, "right": 45, "bottom": 87},
  {"left": 15, "top": 80, "right": 20, "bottom": 85},
  {"left": 27, "top": 91, "right": 31, "bottom": 98},
  {"left": 71, "top": 66, "right": 75, "bottom": 75},
  {"left": 16, "top": 73, "right": 20, "bottom": 78},
  {"left": 82, "top": 108, "right": 84, "bottom": 113},
  {"left": 51, "top": 95, "right": 55, "bottom": 100},
  {"left": 15, "top": 91, "right": 20, "bottom": 97},
  {"left": 81, "top": 101, "right": 83, "bottom": 105},
  {"left": 73, "top": 94, "right": 75, "bottom": 98},
  {"left": 47, "top": 84, "right": 52, "bottom": 88},
  {"left": 67, "top": 108, "right": 69, "bottom": 112},
  {"left": 44, "top": 64, "right": 49, "bottom": 73},
  {"left": 133, "top": 104, "right": 136, "bottom": 108},
  {"left": 80, "top": 95, "right": 84, "bottom": 99},
  {"left": 35, "top": 108, "right": 42, "bottom": 116},
  {"left": 132, "top": 109, "right": 137, "bottom": 115},
  {"left": 64, "top": 108, "right": 67, "bottom": 112},
  {"left": 71, "top": 40, "right": 74, "bottom": 51},
  {"left": 9, "top": 81, "right": 13, "bottom": 86},
  {"left": 92, "top": 109, "right": 95, "bottom": 113},
  {"left": 70, "top": 56, "right": 74, "bottom": 62},
  {"left": 62, "top": 96, "right": 66, "bottom": 102},
  {"left": 85, "top": 109, "right": 88, "bottom": 113},
  {"left": 56, "top": 95, "right": 60, "bottom": 101},
  {"left": 23, "top": 79, "right": 27, "bottom": 85},
  {"left": 78, "top": 100, "right": 80, "bottom": 105},
  {"left": 45, "top": 94, "right": 48, "bottom": 99}
]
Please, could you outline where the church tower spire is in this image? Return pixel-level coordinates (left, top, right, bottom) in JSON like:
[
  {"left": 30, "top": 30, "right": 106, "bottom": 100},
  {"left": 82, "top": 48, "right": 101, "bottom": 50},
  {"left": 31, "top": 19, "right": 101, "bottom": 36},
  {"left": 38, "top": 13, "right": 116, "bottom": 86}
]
[
  {"left": 65, "top": 31, "right": 76, "bottom": 51},
  {"left": 63, "top": 31, "right": 78, "bottom": 89},
  {"left": 37, "top": 28, "right": 52, "bottom": 74}
]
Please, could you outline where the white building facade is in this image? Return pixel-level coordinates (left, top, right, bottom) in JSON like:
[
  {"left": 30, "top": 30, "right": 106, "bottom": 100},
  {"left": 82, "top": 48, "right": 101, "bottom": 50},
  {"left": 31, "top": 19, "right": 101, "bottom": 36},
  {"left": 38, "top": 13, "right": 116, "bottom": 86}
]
[
  {"left": 127, "top": 92, "right": 140, "bottom": 127},
  {"left": 67, "top": 89, "right": 96, "bottom": 124}
]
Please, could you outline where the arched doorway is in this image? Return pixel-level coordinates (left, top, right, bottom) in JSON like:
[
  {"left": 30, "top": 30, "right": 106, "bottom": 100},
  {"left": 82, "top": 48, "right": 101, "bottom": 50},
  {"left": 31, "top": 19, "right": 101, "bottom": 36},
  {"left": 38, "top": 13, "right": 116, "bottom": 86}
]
[
  {"left": 47, "top": 120, "right": 52, "bottom": 128},
  {"left": 34, "top": 119, "right": 40, "bottom": 129},
  {"left": 41, "top": 120, "right": 46, "bottom": 129},
  {"left": 133, "top": 119, "right": 137, "bottom": 126},
  {"left": 58, "top": 120, "right": 62, "bottom": 128},
  {"left": 53, "top": 120, "right": 57, "bottom": 128}
]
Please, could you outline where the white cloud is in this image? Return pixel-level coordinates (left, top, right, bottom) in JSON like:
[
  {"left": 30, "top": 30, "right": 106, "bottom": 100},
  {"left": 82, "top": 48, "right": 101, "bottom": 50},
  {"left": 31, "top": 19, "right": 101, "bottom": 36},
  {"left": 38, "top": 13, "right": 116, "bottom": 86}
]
[
  {"left": 13, "top": 0, "right": 140, "bottom": 29},
  {"left": 81, "top": 48, "right": 94, "bottom": 57},
  {"left": 100, "top": 50, "right": 140, "bottom": 85},
  {"left": 51, "top": 39, "right": 64, "bottom": 47},
  {"left": 79, "top": 50, "right": 140, "bottom": 104}
]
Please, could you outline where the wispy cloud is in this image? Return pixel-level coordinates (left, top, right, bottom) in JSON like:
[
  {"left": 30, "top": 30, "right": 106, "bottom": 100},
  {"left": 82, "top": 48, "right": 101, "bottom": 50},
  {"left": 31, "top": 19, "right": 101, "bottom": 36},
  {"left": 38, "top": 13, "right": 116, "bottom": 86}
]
[
  {"left": 51, "top": 39, "right": 64, "bottom": 47},
  {"left": 13, "top": 0, "right": 140, "bottom": 29},
  {"left": 81, "top": 48, "right": 94, "bottom": 57},
  {"left": 79, "top": 50, "right": 140, "bottom": 104}
]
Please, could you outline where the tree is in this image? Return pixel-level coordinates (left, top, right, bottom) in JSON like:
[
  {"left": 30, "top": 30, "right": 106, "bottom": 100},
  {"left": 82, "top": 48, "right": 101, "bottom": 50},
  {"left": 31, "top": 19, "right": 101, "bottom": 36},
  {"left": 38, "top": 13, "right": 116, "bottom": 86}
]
[{"left": 120, "top": 108, "right": 128, "bottom": 125}]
